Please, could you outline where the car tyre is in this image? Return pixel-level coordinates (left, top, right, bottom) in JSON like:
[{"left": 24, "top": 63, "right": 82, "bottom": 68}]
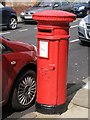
[
  {"left": 24, "top": 21, "right": 30, "bottom": 24},
  {"left": 11, "top": 69, "right": 36, "bottom": 111},
  {"left": 7, "top": 17, "right": 17, "bottom": 30},
  {"left": 80, "top": 40, "right": 86, "bottom": 45}
]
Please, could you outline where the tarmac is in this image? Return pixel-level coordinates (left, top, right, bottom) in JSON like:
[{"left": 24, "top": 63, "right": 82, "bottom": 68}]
[
  {"left": 17, "top": 17, "right": 89, "bottom": 119},
  {"left": 19, "top": 77, "right": 90, "bottom": 119}
]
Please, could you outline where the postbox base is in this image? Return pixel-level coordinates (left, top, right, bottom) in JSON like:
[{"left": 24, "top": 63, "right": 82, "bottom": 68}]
[{"left": 36, "top": 102, "right": 67, "bottom": 114}]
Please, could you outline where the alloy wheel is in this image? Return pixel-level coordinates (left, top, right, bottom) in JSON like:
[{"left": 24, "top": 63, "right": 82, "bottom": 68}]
[
  {"left": 9, "top": 18, "right": 17, "bottom": 29},
  {"left": 17, "top": 75, "right": 36, "bottom": 106}
]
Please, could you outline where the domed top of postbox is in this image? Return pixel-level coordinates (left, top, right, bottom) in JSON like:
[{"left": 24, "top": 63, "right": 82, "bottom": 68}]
[{"left": 33, "top": 10, "right": 76, "bottom": 23}]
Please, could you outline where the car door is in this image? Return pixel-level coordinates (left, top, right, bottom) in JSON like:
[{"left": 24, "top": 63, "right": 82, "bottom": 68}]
[
  {"left": 2, "top": 7, "right": 10, "bottom": 25},
  {"left": 0, "top": 8, "right": 7, "bottom": 25},
  {"left": 0, "top": 4, "right": 8, "bottom": 26},
  {"left": 0, "top": 43, "right": 10, "bottom": 104}
]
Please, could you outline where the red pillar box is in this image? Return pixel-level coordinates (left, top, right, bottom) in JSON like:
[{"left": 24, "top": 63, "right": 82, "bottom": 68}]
[{"left": 33, "top": 10, "right": 76, "bottom": 114}]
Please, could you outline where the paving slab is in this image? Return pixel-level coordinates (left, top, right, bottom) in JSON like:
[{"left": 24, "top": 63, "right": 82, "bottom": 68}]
[
  {"left": 71, "top": 80, "right": 90, "bottom": 108},
  {"left": 71, "top": 88, "right": 88, "bottom": 108},
  {"left": 35, "top": 112, "right": 61, "bottom": 118},
  {"left": 21, "top": 112, "right": 37, "bottom": 118},
  {"left": 24, "top": 105, "right": 88, "bottom": 118},
  {"left": 60, "top": 105, "right": 88, "bottom": 118}
]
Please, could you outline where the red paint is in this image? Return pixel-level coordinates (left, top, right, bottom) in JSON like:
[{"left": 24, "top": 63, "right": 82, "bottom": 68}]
[{"left": 33, "top": 10, "right": 76, "bottom": 106}]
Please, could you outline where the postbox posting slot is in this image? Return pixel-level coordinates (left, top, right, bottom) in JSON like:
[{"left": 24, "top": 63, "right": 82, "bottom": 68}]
[
  {"left": 38, "top": 28, "right": 53, "bottom": 36},
  {"left": 38, "top": 29, "right": 52, "bottom": 33}
]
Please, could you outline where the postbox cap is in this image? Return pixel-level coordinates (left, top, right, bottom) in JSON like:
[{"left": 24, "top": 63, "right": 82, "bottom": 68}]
[{"left": 33, "top": 10, "right": 76, "bottom": 23}]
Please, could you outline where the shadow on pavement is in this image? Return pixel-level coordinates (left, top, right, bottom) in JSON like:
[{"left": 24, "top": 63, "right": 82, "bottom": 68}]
[
  {"left": 2, "top": 101, "right": 35, "bottom": 120},
  {"left": 66, "top": 80, "right": 86, "bottom": 110},
  {"left": 2, "top": 104, "right": 14, "bottom": 120},
  {"left": 23, "top": 21, "right": 37, "bottom": 25},
  {"left": 79, "top": 42, "right": 90, "bottom": 47}
]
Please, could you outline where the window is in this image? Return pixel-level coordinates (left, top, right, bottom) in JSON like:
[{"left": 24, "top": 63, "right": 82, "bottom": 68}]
[
  {"left": 0, "top": 43, "right": 5, "bottom": 54},
  {"left": 0, "top": 3, "right": 4, "bottom": 8},
  {"left": 0, "top": 43, "right": 13, "bottom": 54}
]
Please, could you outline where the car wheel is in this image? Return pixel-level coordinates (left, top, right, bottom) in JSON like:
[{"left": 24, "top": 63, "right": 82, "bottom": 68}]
[
  {"left": 7, "top": 17, "right": 17, "bottom": 30},
  {"left": 11, "top": 69, "right": 36, "bottom": 111}
]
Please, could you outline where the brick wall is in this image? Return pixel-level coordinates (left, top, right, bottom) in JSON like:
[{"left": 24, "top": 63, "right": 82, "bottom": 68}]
[
  {"left": 4, "top": 0, "right": 75, "bottom": 15},
  {"left": 4, "top": 0, "right": 37, "bottom": 15}
]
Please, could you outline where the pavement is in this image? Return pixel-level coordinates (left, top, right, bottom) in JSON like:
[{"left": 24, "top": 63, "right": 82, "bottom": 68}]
[{"left": 18, "top": 77, "right": 89, "bottom": 119}]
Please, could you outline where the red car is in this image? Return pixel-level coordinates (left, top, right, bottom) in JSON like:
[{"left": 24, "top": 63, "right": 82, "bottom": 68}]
[{"left": 0, "top": 37, "right": 37, "bottom": 111}]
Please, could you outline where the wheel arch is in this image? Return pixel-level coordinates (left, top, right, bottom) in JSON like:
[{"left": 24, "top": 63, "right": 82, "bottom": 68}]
[
  {"left": 9, "top": 15, "right": 17, "bottom": 22},
  {"left": 8, "top": 62, "right": 37, "bottom": 104}
]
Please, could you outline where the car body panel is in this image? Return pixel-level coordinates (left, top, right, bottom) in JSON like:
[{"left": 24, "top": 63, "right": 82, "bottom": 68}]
[
  {"left": 78, "top": 14, "right": 90, "bottom": 42},
  {"left": 72, "top": 0, "right": 90, "bottom": 17},
  {"left": 0, "top": 37, "right": 37, "bottom": 105}
]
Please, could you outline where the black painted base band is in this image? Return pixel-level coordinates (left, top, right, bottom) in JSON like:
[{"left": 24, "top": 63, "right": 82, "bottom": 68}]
[{"left": 35, "top": 102, "right": 67, "bottom": 114}]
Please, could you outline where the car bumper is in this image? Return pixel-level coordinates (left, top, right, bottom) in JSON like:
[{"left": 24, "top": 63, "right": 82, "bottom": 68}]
[
  {"left": 20, "top": 15, "right": 34, "bottom": 22},
  {"left": 73, "top": 9, "right": 87, "bottom": 17},
  {"left": 78, "top": 26, "right": 90, "bottom": 42}
]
